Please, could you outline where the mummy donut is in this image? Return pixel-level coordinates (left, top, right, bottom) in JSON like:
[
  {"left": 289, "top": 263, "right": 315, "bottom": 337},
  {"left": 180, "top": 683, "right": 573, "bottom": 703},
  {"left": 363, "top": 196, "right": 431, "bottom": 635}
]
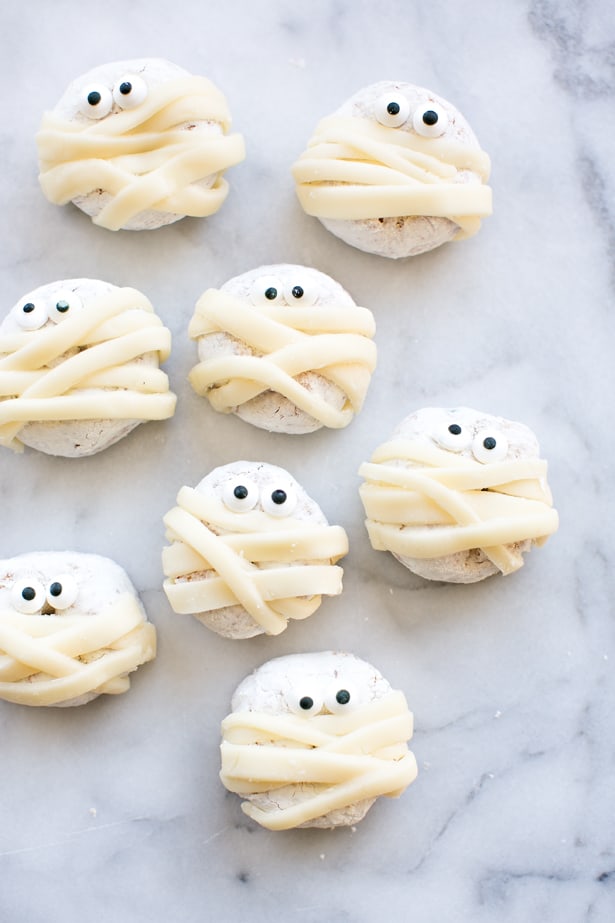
[
  {"left": 0, "top": 551, "right": 156, "bottom": 707},
  {"left": 37, "top": 57, "right": 245, "bottom": 231},
  {"left": 0, "top": 278, "right": 176, "bottom": 456},
  {"left": 188, "top": 264, "right": 377, "bottom": 434},
  {"left": 162, "top": 461, "right": 349, "bottom": 638},
  {"left": 359, "top": 407, "right": 559, "bottom": 583},
  {"left": 220, "top": 651, "right": 418, "bottom": 830},
  {"left": 292, "top": 81, "right": 492, "bottom": 258}
]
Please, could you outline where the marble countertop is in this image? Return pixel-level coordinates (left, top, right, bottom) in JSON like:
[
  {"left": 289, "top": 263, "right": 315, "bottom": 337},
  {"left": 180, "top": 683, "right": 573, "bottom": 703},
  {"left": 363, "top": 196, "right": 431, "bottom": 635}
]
[{"left": 1, "top": 1, "right": 613, "bottom": 920}]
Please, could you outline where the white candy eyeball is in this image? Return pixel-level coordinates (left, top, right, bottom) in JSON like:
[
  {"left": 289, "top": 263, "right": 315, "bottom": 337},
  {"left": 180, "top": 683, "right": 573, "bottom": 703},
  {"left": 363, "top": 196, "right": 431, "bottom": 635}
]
[
  {"left": 249, "top": 276, "right": 284, "bottom": 307},
  {"left": 261, "top": 483, "right": 298, "bottom": 518},
  {"left": 48, "top": 290, "right": 83, "bottom": 324},
  {"left": 282, "top": 279, "right": 318, "bottom": 307},
  {"left": 10, "top": 577, "right": 46, "bottom": 614},
  {"left": 412, "top": 103, "right": 449, "bottom": 138},
  {"left": 112, "top": 74, "right": 148, "bottom": 110},
  {"left": 79, "top": 83, "right": 113, "bottom": 119},
  {"left": 221, "top": 478, "right": 260, "bottom": 512},
  {"left": 14, "top": 299, "right": 49, "bottom": 330},
  {"left": 375, "top": 92, "right": 410, "bottom": 128},
  {"left": 472, "top": 431, "right": 509, "bottom": 464},
  {"left": 433, "top": 420, "right": 473, "bottom": 452},
  {"left": 46, "top": 574, "right": 79, "bottom": 611},
  {"left": 324, "top": 683, "right": 359, "bottom": 715},
  {"left": 287, "top": 689, "right": 324, "bottom": 718}
]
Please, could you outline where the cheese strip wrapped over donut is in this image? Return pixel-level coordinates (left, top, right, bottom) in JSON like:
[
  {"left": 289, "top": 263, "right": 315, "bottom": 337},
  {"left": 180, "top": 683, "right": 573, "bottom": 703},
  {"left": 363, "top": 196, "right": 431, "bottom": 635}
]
[
  {"left": 292, "top": 81, "right": 492, "bottom": 258},
  {"left": 359, "top": 407, "right": 559, "bottom": 583},
  {"left": 36, "top": 58, "right": 245, "bottom": 231},
  {"left": 162, "top": 461, "right": 349, "bottom": 639},
  {"left": 0, "top": 278, "right": 176, "bottom": 456},
  {"left": 220, "top": 651, "right": 418, "bottom": 830},
  {"left": 0, "top": 551, "right": 156, "bottom": 707},
  {"left": 188, "top": 264, "right": 377, "bottom": 434}
]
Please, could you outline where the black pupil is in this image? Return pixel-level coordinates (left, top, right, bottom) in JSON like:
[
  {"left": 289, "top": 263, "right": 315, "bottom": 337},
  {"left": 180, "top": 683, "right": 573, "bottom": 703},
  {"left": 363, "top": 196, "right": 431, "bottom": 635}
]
[
  {"left": 264, "top": 287, "right": 278, "bottom": 300},
  {"left": 299, "top": 696, "right": 314, "bottom": 711},
  {"left": 448, "top": 424, "right": 462, "bottom": 435},
  {"left": 233, "top": 485, "right": 249, "bottom": 500},
  {"left": 423, "top": 109, "right": 439, "bottom": 125},
  {"left": 335, "top": 689, "right": 351, "bottom": 705},
  {"left": 387, "top": 101, "right": 401, "bottom": 115},
  {"left": 271, "top": 489, "right": 287, "bottom": 505},
  {"left": 56, "top": 300, "right": 70, "bottom": 313},
  {"left": 87, "top": 91, "right": 102, "bottom": 106},
  {"left": 49, "top": 582, "right": 63, "bottom": 598},
  {"left": 291, "top": 286, "right": 304, "bottom": 299},
  {"left": 483, "top": 436, "right": 497, "bottom": 451},
  {"left": 21, "top": 586, "right": 36, "bottom": 601},
  {"left": 120, "top": 82, "right": 132, "bottom": 95},
  {"left": 22, "top": 302, "right": 35, "bottom": 314}
]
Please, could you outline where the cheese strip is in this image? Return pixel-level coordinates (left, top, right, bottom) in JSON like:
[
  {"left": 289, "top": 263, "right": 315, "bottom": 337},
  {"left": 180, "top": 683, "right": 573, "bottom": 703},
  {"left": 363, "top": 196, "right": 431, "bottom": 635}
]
[
  {"left": 359, "top": 439, "right": 558, "bottom": 574},
  {"left": 0, "top": 287, "right": 176, "bottom": 451},
  {"left": 0, "top": 595, "right": 156, "bottom": 706},
  {"left": 292, "top": 114, "right": 492, "bottom": 236},
  {"left": 189, "top": 289, "right": 376, "bottom": 429},
  {"left": 162, "top": 487, "right": 348, "bottom": 634},
  {"left": 220, "top": 690, "right": 417, "bottom": 830},
  {"left": 37, "top": 76, "right": 245, "bottom": 230}
]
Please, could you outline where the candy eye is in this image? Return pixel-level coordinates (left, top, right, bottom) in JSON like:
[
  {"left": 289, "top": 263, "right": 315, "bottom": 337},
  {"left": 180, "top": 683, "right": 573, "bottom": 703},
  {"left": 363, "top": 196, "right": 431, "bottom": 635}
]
[
  {"left": 282, "top": 280, "right": 318, "bottom": 307},
  {"left": 221, "top": 478, "right": 260, "bottom": 512},
  {"left": 250, "top": 276, "right": 284, "bottom": 307},
  {"left": 412, "top": 104, "right": 449, "bottom": 138},
  {"left": 375, "top": 92, "right": 410, "bottom": 128},
  {"left": 10, "top": 577, "right": 46, "bottom": 614},
  {"left": 324, "top": 684, "right": 358, "bottom": 714},
  {"left": 261, "top": 483, "right": 298, "bottom": 518},
  {"left": 288, "top": 689, "right": 324, "bottom": 717},
  {"left": 79, "top": 83, "right": 113, "bottom": 119},
  {"left": 14, "top": 299, "right": 49, "bottom": 330},
  {"left": 112, "top": 74, "right": 148, "bottom": 110},
  {"left": 433, "top": 420, "right": 473, "bottom": 452},
  {"left": 48, "top": 290, "right": 83, "bottom": 324},
  {"left": 46, "top": 574, "right": 79, "bottom": 611},
  {"left": 472, "top": 431, "right": 509, "bottom": 464}
]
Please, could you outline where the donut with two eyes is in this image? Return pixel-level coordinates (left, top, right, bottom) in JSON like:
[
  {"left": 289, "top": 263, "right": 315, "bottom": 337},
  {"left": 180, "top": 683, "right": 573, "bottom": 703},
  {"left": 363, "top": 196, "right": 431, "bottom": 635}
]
[
  {"left": 162, "top": 461, "right": 349, "bottom": 639},
  {"left": 0, "top": 551, "right": 156, "bottom": 707},
  {"left": 0, "top": 278, "right": 176, "bottom": 456},
  {"left": 292, "top": 81, "right": 492, "bottom": 258},
  {"left": 36, "top": 58, "right": 245, "bottom": 231},
  {"left": 359, "top": 407, "right": 559, "bottom": 583},
  {"left": 220, "top": 651, "right": 418, "bottom": 830},
  {"left": 189, "top": 264, "right": 377, "bottom": 434}
]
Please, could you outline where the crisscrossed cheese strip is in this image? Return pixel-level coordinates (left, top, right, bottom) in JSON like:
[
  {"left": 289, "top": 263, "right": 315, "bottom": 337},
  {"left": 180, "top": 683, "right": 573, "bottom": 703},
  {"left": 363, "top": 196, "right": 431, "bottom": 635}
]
[
  {"left": 292, "top": 115, "right": 492, "bottom": 238},
  {"left": 220, "top": 690, "right": 417, "bottom": 830},
  {"left": 0, "top": 594, "right": 156, "bottom": 706},
  {"left": 37, "top": 76, "right": 246, "bottom": 230},
  {"left": 189, "top": 289, "right": 377, "bottom": 429},
  {"left": 0, "top": 286, "right": 176, "bottom": 452},
  {"left": 359, "top": 439, "right": 559, "bottom": 574},
  {"left": 162, "top": 486, "right": 348, "bottom": 635}
]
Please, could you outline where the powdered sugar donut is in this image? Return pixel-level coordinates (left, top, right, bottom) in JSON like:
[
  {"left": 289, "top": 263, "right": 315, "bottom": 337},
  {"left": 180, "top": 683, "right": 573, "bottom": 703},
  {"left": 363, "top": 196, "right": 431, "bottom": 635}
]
[
  {"left": 0, "top": 551, "right": 156, "bottom": 707},
  {"left": 37, "top": 58, "right": 245, "bottom": 231},
  {"left": 0, "top": 278, "right": 176, "bottom": 457},
  {"left": 162, "top": 461, "right": 349, "bottom": 639},
  {"left": 220, "top": 651, "right": 417, "bottom": 830},
  {"left": 359, "top": 407, "right": 559, "bottom": 583},
  {"left": 188, "top": 264, "right": 376, "bottom": 434},
  {"left": 292, "top": 81, "right": 492, "bottom": 258}
]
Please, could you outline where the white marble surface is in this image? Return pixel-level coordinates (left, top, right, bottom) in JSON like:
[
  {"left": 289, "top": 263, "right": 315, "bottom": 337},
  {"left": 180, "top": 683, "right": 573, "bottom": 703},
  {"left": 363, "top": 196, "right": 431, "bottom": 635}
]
[{"left": 1, "top": 1, "right": 614, "bottom": 920}]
